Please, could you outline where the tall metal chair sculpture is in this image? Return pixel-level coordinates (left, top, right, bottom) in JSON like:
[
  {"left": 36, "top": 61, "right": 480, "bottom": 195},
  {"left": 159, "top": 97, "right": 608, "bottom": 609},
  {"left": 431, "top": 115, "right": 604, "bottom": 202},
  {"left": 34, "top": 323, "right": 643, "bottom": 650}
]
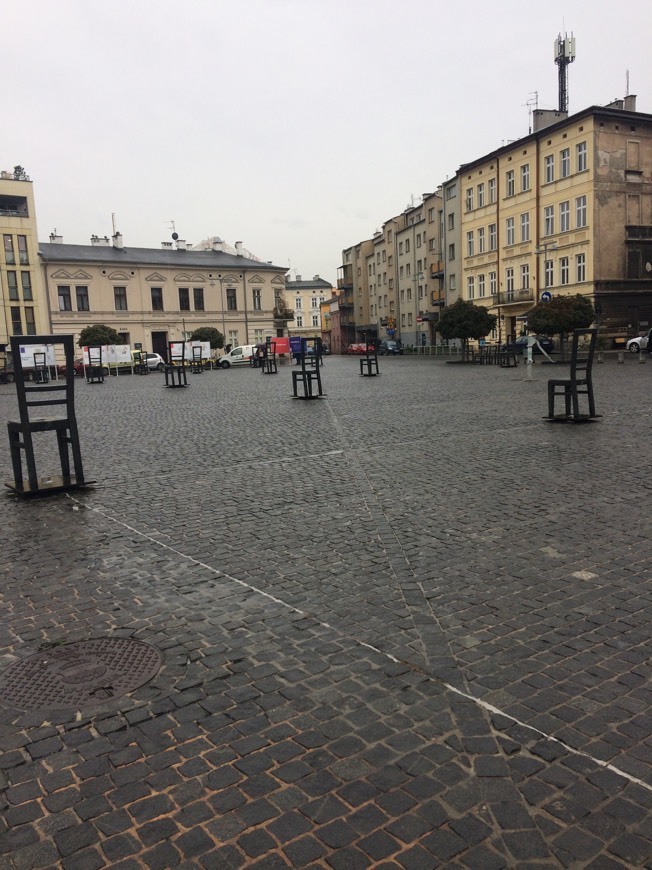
[
  {"left": 33, "top": 351, "right": 49, "bottom": 384},
  {"left": 86, "top": 345, "right": 105, "bottom": 384},
  {"left": 546, "top": 329, "right": 599, "bottom": 423},
  {"left": 164, "top": 341, "right": 188, "bottom": 388},
  {"left": 261, "top": 340, "right": 278, "bottom": 374},
  {"left": 292, "top": 337, "right": 324, "bottom": 399},
  {"left": 190, "top": 345, "right": 204, "bottom": 374},
  {"left": 360, "top": 336, "right": 380, "bottom": 377},
  {"left": 6, "top": 335, "right": 89, "bottom": 495}
]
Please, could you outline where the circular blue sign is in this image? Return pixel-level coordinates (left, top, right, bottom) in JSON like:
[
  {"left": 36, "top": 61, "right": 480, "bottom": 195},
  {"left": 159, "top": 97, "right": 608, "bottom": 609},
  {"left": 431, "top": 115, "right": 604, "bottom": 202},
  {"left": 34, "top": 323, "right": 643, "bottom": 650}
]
[{"left": 541, "top": 291, "right": 552, "bottom": 302}]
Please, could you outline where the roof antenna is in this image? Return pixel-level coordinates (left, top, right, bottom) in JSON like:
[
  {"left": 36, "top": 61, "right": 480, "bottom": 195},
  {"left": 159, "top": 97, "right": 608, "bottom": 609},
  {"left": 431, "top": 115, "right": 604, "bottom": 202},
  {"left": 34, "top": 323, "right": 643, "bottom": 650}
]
[{"left": 524, "top": 91, "right": 538, "bottom": 134}]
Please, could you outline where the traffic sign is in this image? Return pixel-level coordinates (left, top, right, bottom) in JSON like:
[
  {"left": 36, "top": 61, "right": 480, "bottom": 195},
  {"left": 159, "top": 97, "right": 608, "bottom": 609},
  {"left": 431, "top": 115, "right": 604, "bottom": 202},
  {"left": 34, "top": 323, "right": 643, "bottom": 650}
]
[
  {"left": 416, "top": 316, "right": 423, "bottom": 323},
  {"left": 541, "top": 291, "right": 553, "bottom": 302}
]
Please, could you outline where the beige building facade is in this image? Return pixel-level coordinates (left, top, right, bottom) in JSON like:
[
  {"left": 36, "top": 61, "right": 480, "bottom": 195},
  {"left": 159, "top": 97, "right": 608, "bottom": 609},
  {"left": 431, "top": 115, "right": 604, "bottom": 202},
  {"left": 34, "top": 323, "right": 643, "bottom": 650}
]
[
  {"left": 40, "top": 235, "right": 289, "bottom": 358},
  {"left": 285, "top": 274, "right": 332, "bottom": 341},
  {"left": 457, "top": 97, "right": 652, "bottom": 341}
]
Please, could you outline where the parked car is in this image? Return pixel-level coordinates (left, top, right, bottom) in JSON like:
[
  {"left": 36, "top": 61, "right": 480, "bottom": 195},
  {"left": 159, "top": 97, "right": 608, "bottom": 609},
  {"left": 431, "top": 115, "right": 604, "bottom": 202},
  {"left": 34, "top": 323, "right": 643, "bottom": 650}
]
[
  {"left": 135, "top": 352, "right": 166, "bottom": 371},
  {"left": 217, "top": 345, "right": 257, "bottom": 368},
  {"left": 379, "top": 340, "right": 403, "bottom": 355},
  {"left": 501, "top": 335, "right": 554, "bottom": 355},
  {"left": 346, "top": 343, "right": 374, "bottom": 355},
  {"left": 626, "top": 328, "right": 652, "bottom": 353}
]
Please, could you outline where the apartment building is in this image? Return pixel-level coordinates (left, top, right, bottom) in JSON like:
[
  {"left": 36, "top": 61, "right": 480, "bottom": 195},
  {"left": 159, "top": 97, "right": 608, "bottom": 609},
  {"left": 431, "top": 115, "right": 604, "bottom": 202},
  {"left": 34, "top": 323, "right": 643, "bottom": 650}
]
[
  {"left": 0, "top": 169, "right": 49, "bottom": 352},
  {"left": 457, "top": 96, "right": 652, "bottom": 340},
  {"left": 285, "top": 274, "right": 332, "bottom": 341},
  {"left": 40, "top": 234, "right": 289, "bottom": 358}
]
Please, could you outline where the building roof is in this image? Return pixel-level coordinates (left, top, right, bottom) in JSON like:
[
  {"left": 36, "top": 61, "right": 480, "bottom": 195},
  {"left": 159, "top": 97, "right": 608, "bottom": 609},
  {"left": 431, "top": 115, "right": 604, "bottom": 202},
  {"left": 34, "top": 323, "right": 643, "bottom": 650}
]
[
  {"left": 38, "top": 243, "right": 286, "bottom": 272},
  {"left": 287, "top": 277, "right": 333, "bottom": 291}
]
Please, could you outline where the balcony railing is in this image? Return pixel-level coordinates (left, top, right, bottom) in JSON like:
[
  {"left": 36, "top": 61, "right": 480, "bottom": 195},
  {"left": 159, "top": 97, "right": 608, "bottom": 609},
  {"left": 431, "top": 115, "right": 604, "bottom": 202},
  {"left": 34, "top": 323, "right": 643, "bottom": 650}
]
[{"left": 495, "top": 288, "right": 535, "bottom": 306}]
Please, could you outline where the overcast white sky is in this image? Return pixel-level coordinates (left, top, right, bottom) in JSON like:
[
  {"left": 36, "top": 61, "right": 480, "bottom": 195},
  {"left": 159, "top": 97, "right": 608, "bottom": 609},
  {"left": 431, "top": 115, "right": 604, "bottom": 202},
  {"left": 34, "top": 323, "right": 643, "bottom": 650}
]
[{"left": 5, "top": 0, "right": 651, "bottom": 284}]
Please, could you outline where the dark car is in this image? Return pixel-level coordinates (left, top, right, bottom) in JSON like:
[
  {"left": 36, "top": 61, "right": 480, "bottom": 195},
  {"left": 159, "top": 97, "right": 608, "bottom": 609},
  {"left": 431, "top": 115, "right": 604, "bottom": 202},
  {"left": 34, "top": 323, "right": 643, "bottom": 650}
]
[
  {"left": 379, "top": 340, "right": 403, "bottom": 355},
  {"left": 501, "top": 335, "right": 554, "bottom": 355}
]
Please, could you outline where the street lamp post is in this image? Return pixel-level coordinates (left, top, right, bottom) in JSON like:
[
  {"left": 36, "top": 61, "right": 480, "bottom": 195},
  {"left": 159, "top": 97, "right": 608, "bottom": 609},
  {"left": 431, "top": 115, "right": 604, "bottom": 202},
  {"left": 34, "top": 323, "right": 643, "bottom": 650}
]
[{"left": 210, "top": 275, "right": 227, "bottom": 345}]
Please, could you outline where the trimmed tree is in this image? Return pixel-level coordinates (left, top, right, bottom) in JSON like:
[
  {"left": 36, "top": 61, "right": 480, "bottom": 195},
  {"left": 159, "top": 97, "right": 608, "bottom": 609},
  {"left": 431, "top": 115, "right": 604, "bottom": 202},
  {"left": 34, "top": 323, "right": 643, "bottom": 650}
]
[
  {"left": 436, "top": 299, "right": 497, "bottom": 359},
  {"left": 189, "top": 327, "right": 224, "bottom": 350},
  {"left": 527, "top": 294, "right": 594, "bottom": 359},
  {"left": 77, "top": 324, "right": 122, "bottom": 348}
]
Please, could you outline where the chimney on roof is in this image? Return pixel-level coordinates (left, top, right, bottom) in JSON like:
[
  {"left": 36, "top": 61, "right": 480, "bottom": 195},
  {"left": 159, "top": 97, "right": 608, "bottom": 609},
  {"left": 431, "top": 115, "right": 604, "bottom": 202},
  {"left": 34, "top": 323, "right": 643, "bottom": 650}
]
[
  {"left": 91, "top": 234, "right": 110, "bottom": 246},
  {"left": 313, "top": 274, "right": 320, "bottom": 280},
  {"left": 112, "top": 232, "right": 124, "bottom": 249},
  {"left": 161, "top": 241, "right": 173, "bottom": 248},
  {"left": 235, "top": 240, "right": 243, "bottom": 257},
  {"left": 624, "top": 94, "right": 637, "bottom": 111},
  {"left": 296, "top": 274, "right": 302, "bottom": 282},
  {"left": 49, "top": 231, "right": 63, "bottom": 244},
  {"left": 212, "top": 240, "right": 224, "bottom": 252},
  {"left": 176, "top": 239, "right": 187, "bottom": 251}
]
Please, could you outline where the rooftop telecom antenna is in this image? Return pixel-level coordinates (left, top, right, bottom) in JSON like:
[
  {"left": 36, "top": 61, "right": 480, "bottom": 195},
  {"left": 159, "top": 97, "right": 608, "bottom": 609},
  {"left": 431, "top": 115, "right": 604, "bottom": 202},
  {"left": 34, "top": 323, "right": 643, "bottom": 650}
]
[{"left": 554, "top": 32, "right": 576, "bottom": 113}]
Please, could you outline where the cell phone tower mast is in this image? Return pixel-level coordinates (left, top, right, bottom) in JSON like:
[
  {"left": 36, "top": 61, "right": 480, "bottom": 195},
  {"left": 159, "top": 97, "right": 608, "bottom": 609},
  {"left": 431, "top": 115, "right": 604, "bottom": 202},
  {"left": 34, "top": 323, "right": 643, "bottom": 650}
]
[{"left": 555, "top": 33, "right": 576, "bottom": 113}]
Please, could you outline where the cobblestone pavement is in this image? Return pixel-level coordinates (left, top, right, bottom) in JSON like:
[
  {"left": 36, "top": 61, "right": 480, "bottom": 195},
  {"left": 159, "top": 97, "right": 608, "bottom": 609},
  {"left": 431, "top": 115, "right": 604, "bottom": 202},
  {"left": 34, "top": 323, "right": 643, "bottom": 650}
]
[{"left": 0, "top": 355, "right": 650, "bottom": 869}]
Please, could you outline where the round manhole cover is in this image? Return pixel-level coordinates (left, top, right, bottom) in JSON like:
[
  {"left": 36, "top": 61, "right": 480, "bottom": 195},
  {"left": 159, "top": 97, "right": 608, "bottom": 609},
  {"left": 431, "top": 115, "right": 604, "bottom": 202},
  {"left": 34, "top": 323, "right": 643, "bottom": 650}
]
[{"left": 0, "top": 638, "right": 163, "bottom": 710}]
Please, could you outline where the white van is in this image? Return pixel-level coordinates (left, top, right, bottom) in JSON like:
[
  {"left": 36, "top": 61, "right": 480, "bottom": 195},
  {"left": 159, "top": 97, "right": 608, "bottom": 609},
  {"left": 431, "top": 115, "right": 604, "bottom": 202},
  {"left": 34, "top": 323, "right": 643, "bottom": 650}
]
[{"left": 217, "top": 345, "right": 256, "bottom": 368}]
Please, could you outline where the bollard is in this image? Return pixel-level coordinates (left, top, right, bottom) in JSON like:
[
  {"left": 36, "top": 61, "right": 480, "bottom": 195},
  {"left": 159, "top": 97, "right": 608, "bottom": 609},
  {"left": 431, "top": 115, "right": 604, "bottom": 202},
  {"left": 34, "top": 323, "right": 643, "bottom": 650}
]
[
  {"left": 597, "top": 351, "right": 604, "bottom": 364},
  {"left": 525, "top": 359, "right": 533, "bottom": 380},
  {"left": 639, "top": 351, "right": 646, "bottom": 364},
  {"left": 617, "top": 351, "right": 624, "bottom": 364}
]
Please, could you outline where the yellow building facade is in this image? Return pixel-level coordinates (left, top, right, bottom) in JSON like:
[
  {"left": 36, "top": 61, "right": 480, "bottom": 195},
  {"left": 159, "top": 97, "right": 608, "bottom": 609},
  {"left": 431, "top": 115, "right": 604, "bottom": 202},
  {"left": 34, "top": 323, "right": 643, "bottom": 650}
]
[{"left": 0, "top": 170, "right": 49, "bottom": 354}]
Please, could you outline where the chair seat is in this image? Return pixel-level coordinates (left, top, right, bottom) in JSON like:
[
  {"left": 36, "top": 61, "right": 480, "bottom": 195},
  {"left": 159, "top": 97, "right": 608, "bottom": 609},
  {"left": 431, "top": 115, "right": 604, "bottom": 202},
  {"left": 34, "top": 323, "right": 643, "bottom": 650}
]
[{"left": 9, "top": 416, "right": 71, "bottom": 431}]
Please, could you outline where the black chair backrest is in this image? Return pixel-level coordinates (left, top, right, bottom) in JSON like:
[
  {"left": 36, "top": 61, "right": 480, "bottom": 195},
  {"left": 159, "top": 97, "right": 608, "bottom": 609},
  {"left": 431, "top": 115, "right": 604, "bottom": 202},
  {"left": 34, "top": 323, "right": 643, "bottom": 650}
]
[
  {"left": 10, "top": 335, "right": 76, "bottom": 423},
  {"left": 570, "top": 329, "right": 597, "bottom": 380}
]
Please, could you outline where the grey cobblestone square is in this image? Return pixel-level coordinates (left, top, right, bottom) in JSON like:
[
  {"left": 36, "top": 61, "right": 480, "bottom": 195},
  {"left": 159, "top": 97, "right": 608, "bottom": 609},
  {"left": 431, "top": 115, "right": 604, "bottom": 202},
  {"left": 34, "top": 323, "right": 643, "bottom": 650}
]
[{"left": 0, "top": 355, "right": 651, "bottom": 866}]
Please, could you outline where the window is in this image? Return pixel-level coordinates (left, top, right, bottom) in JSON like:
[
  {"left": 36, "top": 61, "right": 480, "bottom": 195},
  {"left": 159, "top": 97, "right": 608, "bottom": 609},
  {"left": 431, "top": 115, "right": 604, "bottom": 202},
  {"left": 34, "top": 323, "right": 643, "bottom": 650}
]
[
  {"left": 545, "top": 154, "right": 554, "bottom": 183},
  {"left": 398, "top": 242, "right": 403, "bottom": 254},
  {"left": 58, "top": 285, "right": 72, "bottom": 311},
  {"left": 311, "top": 296, "right": 318, "bottom": 308},
  {"left": 151, "top": 287, "right": 163, "bottom": 311},
  {"left": 489, "top": 223, "right": 497, "bottom": 251},
  {"left": 520, "top": 263, "right": 529, "bottom": 289},
  {"left": 576, "top": 253, "right": 586, "bottom": 282},
  {"left": 560, "top": 148, "right": 570, "bottom": 178},
  {"left": 296, "top": 315, "right": 303, "bottom": 327},
  {"left": 407, "top": 313, "right": 412, "bottom": 326},
  {"left": 24, "top": 307, "right": 36, "bottom": 335},
  {"left": 488, "top": 178, "right": 496, "bottom": 203},
  {"left": 478, "top": 274, "right": 485, "bottom": 297},
  {"left": 228, "top": 330, "right": 239, "bottom": 347},
  {"left": 448, "top": 243, "right": 455, "bottom": 261},
  {"left": 489, "top": 271, "right": 497, "bottom": 295},
  {"left": 521, "top": 164, "right": 530, "bottom": 191},
  {"left": 576, "top": 195, "right": 587, "bottom": 228},
  {"left": 11, "top": 306, "right": 22, "bottom": 335},
  {"left": 520, "top": 212, "right": 530, "bottom": 242},
  {"left": 506, "top": 169, "right": 515, "bottom": 197},
  {"left": 478, "top": 227, "right": 485, "bottom": 253},
  {"left": 227, "top": 288, "right": 237, "bottom": 310},
  {"left": 294, "top": 297, "right": 302, "bottom": 310},
  {"left": 466, "top": 231, "right": 474, "bottom": 256},
  {"left": 254, "top": 329, "right": 264, "bottom": 343},
  {"left": 3, "top": 234, "right": 15, "bottom": 264},
  {"left": 193, "top": 288, "right": 204, "bottom": 311},
  {"left": 406, "top": 263, "right": 411, "bottom": 276},
  {"left": 312, "top": 315, "right": 319, "bottom": 327},
  {"left": 252, "top": 288, "right": 262, "bottom": 310},
  {"left": 447, "top": 213, "right": 454, "bottom": 230},
  {"left": 467, "top": 276, "right": 475, "bottom": 299},
  {"left": 477, "top": 183, "right": 485, "bottom": 207},
  {"left": 405, "top": 238, "right": 410, "bottom": 253},
  {"left": 446, "top": 183, "right": 457, "bottom": 199},
  {"left": 544, "top": 260, "right": 554, "bottom": 288},
  {"left": 17, "top": 235, "right": 28, "bottom": 265},
  {"left": 179, "top": 288, "right": 190, "bottom": 311},
  {"left": 114, "top": 287, "right": 128, "bottom": 310},
  {"left": 399, "top": 266, "right": 404, "bottom": 278},
  {"left": 465, "top": 187, "right": 474, "bottom": 211},
  {"left": 506, "top": 217, "right": 515, "bottom": 246},
  {"left": 21, "top": 271, "right": 32, "bottom": 301},
  {"left": 76, "top": 285, "right": 89, "bottom": 311},
  {"left": 560, "top": 201, "right": 570, "bottom": 233},
  {"left": 506, "top": 268, "right": 514, "bottom": 300},
  {"left": 401, "top": 313, "right": 406, "bottom": 327},
  {"left": 7, "top": 271, "right": 18, "bottom": 300},
  {"left": 577, "top": 141, "right": 587, "bottom": 172},
  {"left": 544, "top": 205, "right": 554, "bottom": 236},
  {"left": 428, "top": 207, "right": 435, "bottom": 222},
  {"left": 560, "top": 257, "right": 569, "bottom": 285}
]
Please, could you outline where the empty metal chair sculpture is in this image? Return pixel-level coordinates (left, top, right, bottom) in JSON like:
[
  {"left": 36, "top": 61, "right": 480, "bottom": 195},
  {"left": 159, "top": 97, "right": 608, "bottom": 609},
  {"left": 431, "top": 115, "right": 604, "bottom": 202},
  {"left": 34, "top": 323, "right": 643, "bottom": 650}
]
[
  {"left": 6, "top": 335, "right": 88, "bottom": 495},
  {"left": 86, "top": 345, "right": 105, "bottom": 384},
  {"left": 291, "top": 337, "right": 324, "bottom": 399},
  {"left": 546, "top": 328, "right": 598, "bottom": 422},
  {"left": 164, "top": 341, "right": 188, "bottom": 388},
  {"left": 360, "top": 337, "right": 380, "bottom": 377}
]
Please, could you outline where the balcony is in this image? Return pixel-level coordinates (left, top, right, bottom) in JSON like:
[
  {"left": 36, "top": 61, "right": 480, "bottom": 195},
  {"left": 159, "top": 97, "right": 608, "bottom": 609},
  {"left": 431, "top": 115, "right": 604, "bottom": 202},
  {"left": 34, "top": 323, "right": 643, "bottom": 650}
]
[
  {"left": 430, "top": 260, "right": 444, "bottom": 279},
  {"left": 337, "top": 277, "right": 353, "bottom": 290},
  {"left": 496, "top": 288, "right": 535, "bottom": 306},
  {"left": 338, "top": 293, "right": 354, "bottom": 309}
]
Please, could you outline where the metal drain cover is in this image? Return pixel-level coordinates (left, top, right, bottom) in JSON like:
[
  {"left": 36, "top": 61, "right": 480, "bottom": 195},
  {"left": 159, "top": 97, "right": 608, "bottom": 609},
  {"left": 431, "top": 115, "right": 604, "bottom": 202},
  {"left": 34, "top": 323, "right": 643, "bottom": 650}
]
[{"left": 0, "top": 638, "right": 163, "bottom": 710}]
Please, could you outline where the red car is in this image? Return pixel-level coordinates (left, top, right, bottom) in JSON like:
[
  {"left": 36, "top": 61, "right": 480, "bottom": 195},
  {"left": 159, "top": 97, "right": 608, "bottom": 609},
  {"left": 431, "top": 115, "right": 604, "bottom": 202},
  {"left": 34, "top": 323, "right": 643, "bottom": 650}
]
[{"left": 346, "top": 343, "right": 375, "bottom": 355}]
